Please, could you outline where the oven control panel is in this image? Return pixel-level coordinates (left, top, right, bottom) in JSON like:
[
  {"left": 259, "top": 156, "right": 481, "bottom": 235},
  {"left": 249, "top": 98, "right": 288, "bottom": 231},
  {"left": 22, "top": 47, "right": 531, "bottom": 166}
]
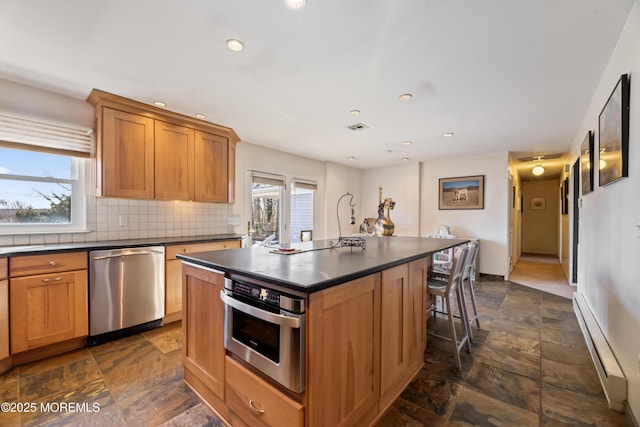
[
  {"left": 224, "top": 277, "right": 305, "bottom": 314},
  {"left": 232, "top": 281, "right": 280, "bottom": 306}
]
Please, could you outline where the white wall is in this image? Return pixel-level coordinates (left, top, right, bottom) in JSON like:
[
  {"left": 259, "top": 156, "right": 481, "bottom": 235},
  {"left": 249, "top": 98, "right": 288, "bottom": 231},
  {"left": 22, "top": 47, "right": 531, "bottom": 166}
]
[
  {"left": 420, "top": 152, "right": 510, "bottom": 276},
  {"left": 360, "top": 163, "right": 421, "bottom": 237},
  {"left": 569, "top": 2, "right": 640, "bottom": 419}
]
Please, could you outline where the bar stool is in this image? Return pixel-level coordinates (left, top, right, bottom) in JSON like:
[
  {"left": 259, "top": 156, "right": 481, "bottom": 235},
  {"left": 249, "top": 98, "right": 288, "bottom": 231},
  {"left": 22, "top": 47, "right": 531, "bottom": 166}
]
[
  {"left": 427, "top": 244, "right": 471, "bottom": 370},
  {"left": 432, "top": 241, "right": 481, "bottom": 341},
  {"left": 462, "top": 240, "right": 481, "bottom": 336}
]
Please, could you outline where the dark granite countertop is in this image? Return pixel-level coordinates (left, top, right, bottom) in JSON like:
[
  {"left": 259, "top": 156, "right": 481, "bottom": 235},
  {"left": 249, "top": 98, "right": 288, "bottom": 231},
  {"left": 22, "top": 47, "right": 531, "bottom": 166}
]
[
  {"left": 0, "top": 234, "right": 246, "bottom": 256},
  {"left": 177, "top": 236, "right": 468, "bottom": 293}
]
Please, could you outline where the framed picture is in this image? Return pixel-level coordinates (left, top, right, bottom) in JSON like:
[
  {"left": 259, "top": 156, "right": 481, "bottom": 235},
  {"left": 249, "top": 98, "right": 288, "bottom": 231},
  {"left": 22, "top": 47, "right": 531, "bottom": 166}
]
[
  {"left": 598, "top": 74, "right": 630, "bottom": 186},
  {"left": 561, "top": 178, "right": 569, "bottom": 215},
  {"left": 438, "top": 175, "right": 484, "bottom": 210},
  {"left": 530, "top": 197, "right": 546, "bottom": 210},
  {"left": 580, "top": 131, "right": 594, "bottom": 195}
]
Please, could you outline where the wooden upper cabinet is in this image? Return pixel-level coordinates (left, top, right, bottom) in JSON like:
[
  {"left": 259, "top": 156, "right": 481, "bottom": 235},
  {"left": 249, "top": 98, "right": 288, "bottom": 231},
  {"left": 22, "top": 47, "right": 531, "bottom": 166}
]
[
  {"left": 194, "top": 130, "right": 228, "bottom": 203},
  {"left": 155, "top": 121, "right": 195, "bottom": 200},
  {"left": 87, "top": 89, "right": 240, "bottom": 202},
  {"left": 102, "top": 108, "right": 155, "bottom": 199}
]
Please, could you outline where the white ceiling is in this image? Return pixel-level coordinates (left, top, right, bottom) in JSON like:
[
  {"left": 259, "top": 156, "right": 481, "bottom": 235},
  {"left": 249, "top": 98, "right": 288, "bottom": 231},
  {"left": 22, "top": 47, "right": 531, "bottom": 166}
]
[{"left": 0, "top": 0, "right": 635, "bottom": 176}]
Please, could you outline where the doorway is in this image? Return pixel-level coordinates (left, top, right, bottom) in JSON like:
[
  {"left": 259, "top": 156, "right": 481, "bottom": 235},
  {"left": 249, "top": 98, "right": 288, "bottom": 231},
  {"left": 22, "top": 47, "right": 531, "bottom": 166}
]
[{"left": 520, "top": 179, "right": 559, "bottom": 255}]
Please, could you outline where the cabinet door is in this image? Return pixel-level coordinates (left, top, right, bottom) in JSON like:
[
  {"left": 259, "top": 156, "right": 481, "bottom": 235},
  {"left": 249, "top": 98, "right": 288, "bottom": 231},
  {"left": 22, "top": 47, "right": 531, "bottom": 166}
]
[
  {"left": 155, "top": 120, "right": 195, "bottom": 200},
  {"left": 194, "top": 130, "right": 228, "bottom": 203},
  {"left": 0, "top": 279, "right": 8, "bottom": 360},
  {"left": 10, "top": 270, "right": 88, "bottom": 353},
  {"left": 102, "top": 108, "right": 155, "bottom": 199},
  {"left": 407, "top": 257, "right": 427, "bottom": 363},
  {"left": 182, "top": 263, "right": 225, "bottom": 400},
  {"left": 307, "top": 274, "right": 380, "bottom": 427},
  {"left": 380, "top": 263, "right": 409, "bottom": 404},
  {"left": 379, "top": 259, "right": 427, "bottom": 410},
  {"left": 227, "top": 140, "right": 236, "bottom": 203},
  {"left": 165, "top": 241, "right": 241, "bottom": 321}
]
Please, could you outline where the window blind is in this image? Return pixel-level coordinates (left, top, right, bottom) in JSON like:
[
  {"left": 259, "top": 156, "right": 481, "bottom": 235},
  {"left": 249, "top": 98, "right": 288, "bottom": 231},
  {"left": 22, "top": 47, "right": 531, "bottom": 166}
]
[
  {"left": 0, "top": 111, "right": 93, "bottom": 158},
  {"left": 292, "top": 179, "right": 318, "bottom": 191},
  {"left": 251, "top": 171, "right": 286, "bottom": 187}
]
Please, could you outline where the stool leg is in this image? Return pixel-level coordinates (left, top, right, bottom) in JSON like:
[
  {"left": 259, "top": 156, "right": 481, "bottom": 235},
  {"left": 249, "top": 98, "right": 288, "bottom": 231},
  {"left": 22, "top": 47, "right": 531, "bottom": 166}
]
[
  {"left": 455, "top": 287, "right": 472, "bottom": 354},
  {"left": 445, "top": 293, "right": 462, "bottom": 370},
  {"left": 457, "top": 280, "right": 474, "bottom": 342},
  {"left": 467, "top": 277, "right": 481, "bottom": 329}
]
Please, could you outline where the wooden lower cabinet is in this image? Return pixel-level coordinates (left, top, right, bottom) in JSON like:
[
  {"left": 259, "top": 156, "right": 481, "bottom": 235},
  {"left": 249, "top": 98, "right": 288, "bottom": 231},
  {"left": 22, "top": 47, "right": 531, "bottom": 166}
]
[
  {"left": 379, "top": 258, "right": 427, "bottom": 411},
  {"left": 166, "top": 240, "right": 241, "bottom": 322},
  {"left": 226, "top": 356, "right": 304, "bottom": 427},
  {"left": 0, "top": 258, "right": 8, "bottom": 364},
  {"left": 307, "top": 273, "right": 380, "bottom": 427},
  {"left": 182, "top": 263, "right": 226, "bottom": 400},
  {"left": 10, "top": 270, "right": 88, "bottom": 353}
]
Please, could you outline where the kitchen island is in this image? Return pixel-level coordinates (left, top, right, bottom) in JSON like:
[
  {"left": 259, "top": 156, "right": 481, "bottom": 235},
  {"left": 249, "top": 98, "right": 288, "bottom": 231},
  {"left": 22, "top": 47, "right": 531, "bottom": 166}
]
[{"left": 177, "top": 236, "right": 467, "bottom": 427}]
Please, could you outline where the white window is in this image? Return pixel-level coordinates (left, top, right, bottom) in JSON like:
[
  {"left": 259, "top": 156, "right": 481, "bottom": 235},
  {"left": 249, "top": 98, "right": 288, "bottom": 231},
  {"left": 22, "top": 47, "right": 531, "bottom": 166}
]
[
  {"left": 0, "top": 112, "right": 91, "bottom": 234},
  {"left": 248, "top": 172, "right": 317, "bottom": 246}
]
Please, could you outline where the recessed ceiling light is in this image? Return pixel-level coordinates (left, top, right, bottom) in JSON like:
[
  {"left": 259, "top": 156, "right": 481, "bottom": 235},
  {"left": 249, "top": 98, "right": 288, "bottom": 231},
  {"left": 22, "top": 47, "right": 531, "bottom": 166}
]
[
  {"left": 226, "top": 39, "right": 244, "bottom": 52},
  {"left": 284, "top": 0, "right": 306, "bottom": 10},
  {"left": 403, "top": 140, "right": 412, "bottom": 145},
  {"left": 153, "top": 101, "right": 167, "bottom": 107},
  {"left": 399, "top": 93, "right": 413, "bottom": 100},
  {"left": 402, "top": 157, "right": 409, "bottom": 162},
  {"left": 348, "top": 156, "right": 355, "bottom": 161},
  {"left": 532, "top": 165, "right": 545, "bottom": 176},
  {"left": 385, "top": 149, "right": 392, "bottom": 153},
  {"left": 195, "top": 113, "right": 206, "bottom": 120},
  {"left": 349, "top": 109, "right": 360, "bottom": 116},
  {"left": 444, "top": 132, "right": 454, "bottom": 137}
]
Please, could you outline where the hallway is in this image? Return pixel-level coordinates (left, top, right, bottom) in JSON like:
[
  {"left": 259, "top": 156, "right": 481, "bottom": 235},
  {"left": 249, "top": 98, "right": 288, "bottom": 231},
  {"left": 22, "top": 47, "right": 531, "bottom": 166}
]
[{"left": 509, "top": 254, "right": 575, "bottom": 299}]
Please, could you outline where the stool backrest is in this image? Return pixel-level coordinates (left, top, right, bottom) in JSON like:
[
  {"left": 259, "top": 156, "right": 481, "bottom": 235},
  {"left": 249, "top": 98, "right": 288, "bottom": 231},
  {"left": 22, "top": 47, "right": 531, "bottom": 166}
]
[
  {"left": 463, "top": 240, "right": 478, "bottom": 279},
  {"left": 445, "top": 244, "right": 469, "bottom": 294}
]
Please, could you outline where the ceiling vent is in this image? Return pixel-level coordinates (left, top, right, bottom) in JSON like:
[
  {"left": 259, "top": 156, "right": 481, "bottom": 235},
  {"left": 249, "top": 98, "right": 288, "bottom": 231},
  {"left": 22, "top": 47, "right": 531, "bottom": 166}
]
[
  {"left": 346, "top": 123, "right": 369, "bottom": 132},
  {"left": 517, "top": 153, "right": 563, "bottom": 162}
]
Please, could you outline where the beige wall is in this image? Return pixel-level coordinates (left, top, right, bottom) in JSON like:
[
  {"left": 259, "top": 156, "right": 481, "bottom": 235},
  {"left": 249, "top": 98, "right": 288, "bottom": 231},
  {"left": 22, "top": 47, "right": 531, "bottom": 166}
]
[{"left": 521, "top": 179, "right": 559, "bottom": 255}]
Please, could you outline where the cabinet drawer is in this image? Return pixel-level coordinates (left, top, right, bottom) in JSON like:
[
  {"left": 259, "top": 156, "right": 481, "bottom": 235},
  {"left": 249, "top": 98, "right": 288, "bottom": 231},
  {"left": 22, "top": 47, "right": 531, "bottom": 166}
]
[
  {"left": 226, "top": 356, "right": 304, "bottom": 427},
  {"left": 0, "top": 258, "right": 7, "bottom": 280},
  {"left": 10, "top": 252, "right": 88, "bottom": 277},
  {"left": 166, "top": 240, "right": 240, "bottom": 260}
]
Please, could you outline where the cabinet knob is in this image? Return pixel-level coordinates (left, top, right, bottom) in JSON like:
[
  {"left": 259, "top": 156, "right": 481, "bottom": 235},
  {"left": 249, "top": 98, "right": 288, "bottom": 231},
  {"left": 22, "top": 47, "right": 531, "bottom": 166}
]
[
  {"left": 249, "top": 400, "right": 265, "bottom": 415},
  {"left": 49, "top": 261, "right": 56, "bottom": 266},
  {"left": 183, "top": 248, "right": 188, "bottom": 253}
]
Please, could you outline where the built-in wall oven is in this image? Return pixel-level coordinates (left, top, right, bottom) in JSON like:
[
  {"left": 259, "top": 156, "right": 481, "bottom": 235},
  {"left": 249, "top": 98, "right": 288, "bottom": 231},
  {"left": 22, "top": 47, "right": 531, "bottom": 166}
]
[{"left": 221, "top": 275, "right": 306, "bottom": 393}]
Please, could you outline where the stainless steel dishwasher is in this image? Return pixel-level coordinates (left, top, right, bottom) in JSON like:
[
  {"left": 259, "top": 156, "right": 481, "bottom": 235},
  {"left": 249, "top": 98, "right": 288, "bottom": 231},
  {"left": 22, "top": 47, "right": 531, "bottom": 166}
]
[{"left": 89, "top": 246, "right": 165, "bottom": 345}]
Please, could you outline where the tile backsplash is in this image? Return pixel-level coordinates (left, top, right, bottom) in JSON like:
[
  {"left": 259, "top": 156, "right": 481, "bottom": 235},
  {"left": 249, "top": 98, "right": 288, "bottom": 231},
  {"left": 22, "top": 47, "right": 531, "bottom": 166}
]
[{"left": 0, "top": 197, "right": 236, "bottom": 246}]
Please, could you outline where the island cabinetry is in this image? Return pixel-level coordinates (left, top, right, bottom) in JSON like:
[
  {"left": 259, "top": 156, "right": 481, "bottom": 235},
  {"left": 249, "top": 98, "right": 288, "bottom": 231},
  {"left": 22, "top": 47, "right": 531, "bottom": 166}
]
[
  {"left": 226, "top": 356, "right": 304, "bottom": 427},
  {"left": 0, "top": 258, "right": 8, "bottom": 368},
  {"left": 182, "top": 263, "right": 227, "bottom": 407},
  {"left": 165, "top": 240, "right": 241, "bottom": 323},
  {"left": 379, "top": 257, "right": 428, "bottom": 411},
  {"left": 88, "top": 89, "right": 239, "bottom": 202},
  {"left": 9, "top": 252, "right": 88, "bottom": 355},
  {"left": 307, "top": 273, "right": 381, "bottom": 427}
]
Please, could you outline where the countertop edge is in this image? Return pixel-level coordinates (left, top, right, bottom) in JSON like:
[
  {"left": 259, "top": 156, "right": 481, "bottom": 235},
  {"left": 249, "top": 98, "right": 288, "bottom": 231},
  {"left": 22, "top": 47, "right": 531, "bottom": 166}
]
[{"left": 0, "top": 234, "right": 247, "bottom": 256}]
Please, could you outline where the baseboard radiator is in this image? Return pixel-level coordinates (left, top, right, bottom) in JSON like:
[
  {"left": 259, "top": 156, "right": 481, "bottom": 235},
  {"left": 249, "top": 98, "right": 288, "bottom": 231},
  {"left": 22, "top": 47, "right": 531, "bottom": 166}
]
[{"left": 573, "top": 292, "right": 627, "bottom": 412}]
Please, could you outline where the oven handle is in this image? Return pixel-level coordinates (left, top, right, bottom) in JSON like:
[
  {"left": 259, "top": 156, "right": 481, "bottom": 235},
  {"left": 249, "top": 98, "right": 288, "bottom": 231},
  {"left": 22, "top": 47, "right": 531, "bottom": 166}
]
[{"left": 220, "top": 291, "right": 301, "bottom": 329}]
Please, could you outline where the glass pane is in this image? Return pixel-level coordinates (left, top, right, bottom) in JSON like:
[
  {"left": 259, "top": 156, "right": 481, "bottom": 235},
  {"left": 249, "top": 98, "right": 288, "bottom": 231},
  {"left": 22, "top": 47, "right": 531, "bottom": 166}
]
[
  {"left": 0, "top": 179, "right": 71, "bottom": 224},
  {"left": 0, "top": 147, "right": 73, "bottom": 179},
  {"left": 251, "top": 183, "right": 281, "bottom": 245},
  {"left": 290, "top": 188, "right": 314, "bottom": 243}
]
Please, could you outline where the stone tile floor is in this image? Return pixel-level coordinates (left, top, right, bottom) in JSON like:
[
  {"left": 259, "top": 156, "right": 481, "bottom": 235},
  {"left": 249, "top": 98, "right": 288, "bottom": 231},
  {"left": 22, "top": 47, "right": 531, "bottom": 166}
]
[{"left": 0, "top": 278, "right": 630, "bottom": 426}]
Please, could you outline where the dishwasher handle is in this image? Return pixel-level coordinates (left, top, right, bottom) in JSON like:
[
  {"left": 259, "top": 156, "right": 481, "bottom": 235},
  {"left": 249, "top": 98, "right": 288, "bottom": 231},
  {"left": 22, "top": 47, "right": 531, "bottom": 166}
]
[{"left": 91, "top": 249, "right": 164, "bottom": 261}]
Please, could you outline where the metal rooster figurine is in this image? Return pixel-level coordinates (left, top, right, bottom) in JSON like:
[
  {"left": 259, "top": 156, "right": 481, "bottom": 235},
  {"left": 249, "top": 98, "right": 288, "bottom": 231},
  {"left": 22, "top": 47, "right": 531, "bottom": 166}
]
[{"left": 375, "top": 186, "right": 395, "bottom": 236}]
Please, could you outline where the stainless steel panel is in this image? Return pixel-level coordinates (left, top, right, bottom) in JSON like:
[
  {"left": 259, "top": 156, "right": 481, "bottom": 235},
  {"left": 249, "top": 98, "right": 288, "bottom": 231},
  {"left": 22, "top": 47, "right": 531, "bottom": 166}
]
[{"left": 89, "top": 246, "right": 165, "bottom": 336}]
